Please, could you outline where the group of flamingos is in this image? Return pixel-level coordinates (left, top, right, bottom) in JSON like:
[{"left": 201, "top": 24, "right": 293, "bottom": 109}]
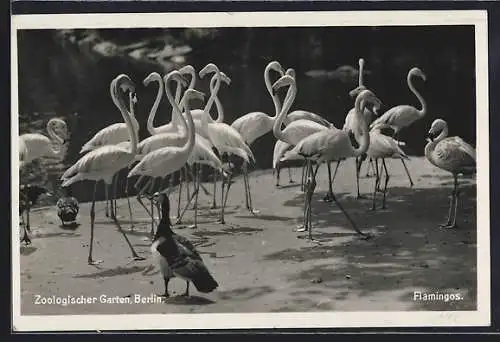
[{"left": 19, "top": 59, "right": 476, "bottom": 266}]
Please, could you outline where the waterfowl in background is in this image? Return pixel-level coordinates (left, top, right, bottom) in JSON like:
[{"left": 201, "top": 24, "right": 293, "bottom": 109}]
[
  {"left": 151, "top": 192, "right": 218, "bottom": 298},
  {"left": 56, "top": 187, "right": 79, "bottom": 227},
  {"left": 19, "top": 184, "right": 52, "bottom": 245}
]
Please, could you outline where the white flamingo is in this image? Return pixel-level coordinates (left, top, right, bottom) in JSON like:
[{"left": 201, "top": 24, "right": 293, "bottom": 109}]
[
  {"left": 197, "top": 63, "right": 256, "bottom": 224},
  {"left": 369, "top": 67, "right": 427, "bottom": 138},
  {"left": 272, "top": 74, "right": 343, "bottom": 202},
  {"left": 230, "top": 61, "right": 284, "bottom": 211},
  {"left": 61, "top": 74, "right": 145, "bottom": 265},
  {"left": 79, "top": 79, "right": 139, "bottom": 217},
  {"left": 19, "top": 118, "right": 68, "bottom": 169},
  {"left": 127, "top": 79, "right": 205, "bottom": 226},
  {"left": 280, "top": 86, "right": 382, "bottom": 242},
  {"left": 346, "top": 60, "right": 414, "bottom": 187},
  {"left": 272, "top": 140, "right": 295, "bottom": 186},
  {"left": 425, "top": 119, "right": 476, "bottom": 229}
]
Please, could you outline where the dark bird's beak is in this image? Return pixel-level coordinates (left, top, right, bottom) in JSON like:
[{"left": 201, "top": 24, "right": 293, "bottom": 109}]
[{"left": 426, "top": 131, "right": 435, "bottom": 142}]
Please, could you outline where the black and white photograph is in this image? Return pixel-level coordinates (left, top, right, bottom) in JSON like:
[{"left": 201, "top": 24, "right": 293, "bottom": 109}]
[{"left": 11, "top": 10, "right": 490, "bottom": 331}]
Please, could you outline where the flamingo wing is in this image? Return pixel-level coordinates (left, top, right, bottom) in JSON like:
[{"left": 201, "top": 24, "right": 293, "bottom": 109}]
[
  {"left": 128, "top": 146, "right": 186, "bottom": 178},
  {"left": 80, "top": 123, "right": 133, "bottom": 153},
  {"left": 208, "top": 123, "right": 255, "bottom": 163},
  {"left": 370, "top": 105, "right": 417, "bottom": 131},
  {"left": 273, "top": 140, "right": 294, "bottom": 168},
  {"left": 188, "top": 137, "right": 223, "bottom": 170},
  {"left": 231, "top": 112, "right": 274, "bottom": 145},
  {"left": 287, "top": 110, "right": 332, "bottom": 128},
  {"left": 290, "top": 127, "right": 348, "bottom": 161},
  {"left": 281, "top": 119, "right": 328, "bottom": 145},
  {"left": 433, "top": 136, "right": 476, "bottom": 172},
  {"left": 61, "top": 145, "right": 133, "bottom": 185},
  {"left": 137, "top": 133, "right": 186, "bottom": 156}
]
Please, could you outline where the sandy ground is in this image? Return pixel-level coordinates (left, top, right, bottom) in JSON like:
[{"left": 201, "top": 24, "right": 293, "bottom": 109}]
[{"left": 18, "top": 157, "right": 477, "bottom": 315}]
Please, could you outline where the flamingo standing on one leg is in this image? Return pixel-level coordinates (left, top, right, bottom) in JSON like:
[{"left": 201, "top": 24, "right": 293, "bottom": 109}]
[
  {"left": 280, "top": 85, "right": 381, "bottom": 241},
  {"left": 424, "top": 119, "right": 476, "bottom": 229},
  {"left": 60, "top": 74, "right": 145, "bottom": 265}
]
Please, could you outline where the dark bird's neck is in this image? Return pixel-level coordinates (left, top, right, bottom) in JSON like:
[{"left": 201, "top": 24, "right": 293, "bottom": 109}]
[{"left": 154, "top": 216, "right": 181, "bottom": 262}]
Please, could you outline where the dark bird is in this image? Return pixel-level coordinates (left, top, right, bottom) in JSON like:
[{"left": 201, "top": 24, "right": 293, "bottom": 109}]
[
  {"left": 151, "top": 192, "right": 218, "bottom": 298},
  {"left": 19, "top": 185, "right": 52, "bottom": 245},
  {"left": 56, "top": 187, "right": 79, "bottom": 227}
]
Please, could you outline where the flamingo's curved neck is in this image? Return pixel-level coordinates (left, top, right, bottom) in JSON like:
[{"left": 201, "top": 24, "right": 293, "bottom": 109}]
[
  {"left": 203, "top": 72, "right": 222, "bottom": 123},
  {"left": 112, "top": 80, "right": 137, "bottom": 155},
  {"left": 178, "top": 69, "right": 196, "bottom": 113},
  {"left": 272, "top": 82, "right": 297, "bottom": 144},
  {"left": 166, "top": 75, "right": 189, "bottom": 137},
  {"left": 264, "top": 66, "right": 282, "bottom": 119},
  {"left": 209, "top": 76, "right": 225, "bottom": 123},
  {"left": 352, "top": 95, "right": 371, "bottom": 157},
  {"left": 435, "top": 124, "right": 449, "bottom": 143},
  {"left": 358, "top": 59, "right": 364, "bottom": 87},
  {"left": 407, "top": 71, "right": 427, "bottom": 117},
  {"left": 172, "top": 80, "right": 185, "bottom": 128},
  {"left": 46, "top": 120, "right": 65, "bottom": 156},
  {"left": 181, "top": 101, "right": 196, "bottom": 155},
  {"left": 146, "top": 73, "right": 164, "bottom": 136}
]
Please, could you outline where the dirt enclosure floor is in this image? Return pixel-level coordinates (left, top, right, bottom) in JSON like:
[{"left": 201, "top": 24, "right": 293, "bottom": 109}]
[{"left": 18, "top": 157, "right": 477, "bottom": 315}]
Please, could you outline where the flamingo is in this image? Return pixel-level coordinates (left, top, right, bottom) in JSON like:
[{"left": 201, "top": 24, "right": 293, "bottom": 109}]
[
  {"left": 279, "top": 85, "right": 381, "bottom": 242},
  {"left": 272, "top": 74, "right": 343, "bottom": 202},
  {"left": 19, "top": 117, "right": 68, "bottom": 169},
  {"left": 424, "top": 119, "right": 476, "bottom": 229},
  {"left": 197, "top": 63, "right": 256, "bottom": 224},
  {"left": 369, "top": 67, "right": 427, "bottom": 139},
  {"left": 61, "top": 74, "right": 145, "bottom": 265},
  {"left": 78, "top": 81, "right": 139, "bottom": 217},
  {"left": 127, "top": 79, "right": 205, "bottom": 229},
  {"left": 364, "top": 125, "right": 410, "bottom": 210},
  {"left": 230, "top": 61, "right": 284, "bottom": 211},
  {"left": 131, "top": 71, "right": 189, "bottom": 223},
  {"left": 272, "top": 140, "right": 295, "bottom": 186},
  {"left": 183, "top": 70, "right": 231, "bottom": 210}
]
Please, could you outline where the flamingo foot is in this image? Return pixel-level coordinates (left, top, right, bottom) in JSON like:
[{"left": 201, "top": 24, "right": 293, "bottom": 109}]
[
  {"left": 295, "top": 225, "right": 308, "bottom": 232},
  {"left": 249, "top": 208, "right": 260, "bottom": 215},
  {"left": 188, "top": 224, "right": 197, "bottom": 229},
  {"left": 216, "top": 218, "right": 225, "bottom": 224},
  {"left": 132, "top": 255, "right": 146, "bottom": 261},
  {"left": 88, "top": 258, "right": 103, "bottom": 265},
  {"left": 210, "top": 204, "right": 217, "bottom": 209},
  {"left": 357, "top": 194, "right": 368, "bottom": 200},
  {"left": 439, "top": 222, "right": 457, "bottom": 229},
  {"left": 357, "top": 232, "right": 372, "bottom": 240},
  {"left": 323, "top": 196, "right": 333, "bottom": 203}
]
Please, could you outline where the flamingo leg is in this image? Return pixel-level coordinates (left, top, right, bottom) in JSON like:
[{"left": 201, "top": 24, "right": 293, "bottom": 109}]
[
  {"left": 150, "top": 197, "right": 155, "bottom": 239},
  {"left": 176, "top": 169, "right": 184, "bottom": 220},
  {"left": 300, "top": 163, "right": 306, "bottom": 192},
  {"left": 111, "top": 201, "right": 145, "bottom": 261},
  {"left": 136, "top": 178, "right": 155, "bottom": 220},
  {"left": 243, "top": 162, "right": 259, "bottom": 215},
  {"left": 355, "top": 157, "right": 366, "bottom": 199},
  {"left": 440, "top": 174, "right": 459, "bottom": 229},
  {"left": 211, "top": 169, "right": 218, "bottom": 209},
  {"left": 365, "top": 157, "right": 375, "bottom": 177},
  {"left": 371, "top": 158, "right": 380, "bottom": 211},
  {"left": 111, "top": 174, "right": 119, "bottom": 220},
  {"left": 218, "top": 171, "right": 233, "bottom": 225},
  {"left": 104, "top": 179, "right": 110, "bottom": 218},
  {"left": 306, "top": 164, "right": 321, "bottom": 242},
  {"left": 189, "top": 165, "right": 202, "bottom": 229},
  {"left": 88, "top": 182, "right": 102, "bottom": 265},
  {"left": 400, "top": 158, "right": 414, "bottom": 187},
  {"left": 296, "top": 160, "right": 313, "bottom": 232},
  {"left": 381, "top": 158, "right": 390, "bottom": 209},
  {"left": 182, "top": 281, "right": 190, "bottom": 297},
  {"left": 275, "top": 164, "right": 281, "bottom": 187},
  {"left": 287, "top": 166, "right": 294, "bottom": 183},
  {"left": 124, "top": 165, "right": 134, "bottom": 230},
  {"left": 323, "top": 162, "right": 334, "bottom": 202},
  {"left": 175, "top": 179, "right": 198, "bottom": 225}
]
